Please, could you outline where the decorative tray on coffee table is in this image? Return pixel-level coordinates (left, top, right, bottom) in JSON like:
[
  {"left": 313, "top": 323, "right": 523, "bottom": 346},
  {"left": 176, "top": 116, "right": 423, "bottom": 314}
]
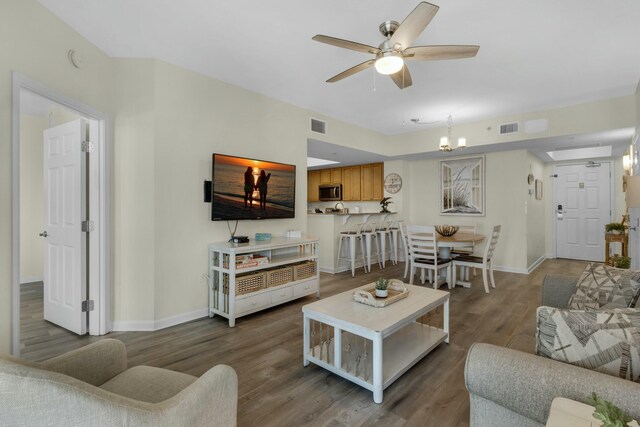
[{"left": 353, "top": 279, "right": 409, "bottom": 308}]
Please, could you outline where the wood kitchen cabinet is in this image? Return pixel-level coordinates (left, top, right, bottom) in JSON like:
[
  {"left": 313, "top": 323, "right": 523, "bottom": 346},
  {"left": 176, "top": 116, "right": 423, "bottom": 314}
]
[
  {"left": 361, "top": 163, "right": 383, "bottom": 201},
  {"left": 307, "top": 162, "right": 383, "bottom": 202},
  {"left": 307, "top": 170, "right": 320, "bottom": 202},
  {"left": 341, "top": 166, "right": 361, "bottom": 201}
]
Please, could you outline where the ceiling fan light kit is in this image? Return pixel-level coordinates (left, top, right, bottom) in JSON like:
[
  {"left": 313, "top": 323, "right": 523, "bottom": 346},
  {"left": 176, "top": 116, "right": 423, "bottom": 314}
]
[
  {"left": 312, "top": 1, "right": 479, "bottom": 89},
  {"left": 375, "top": 52, "right": 404, "bottom": 75}
]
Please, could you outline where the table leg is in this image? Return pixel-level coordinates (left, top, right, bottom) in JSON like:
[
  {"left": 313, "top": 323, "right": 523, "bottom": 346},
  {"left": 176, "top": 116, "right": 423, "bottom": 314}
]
[
  {"left": 444, "top": 299, "right": 450, "bottom": 344},
  {"left": 334, "top": 327, "right": 342, "bottom": 370},
  {"left": 373, "top": 334, "right": 383, "bottom": 404},
  {"left": 605, "top": 241, "right": 610, "bottom": 265},
  {"left": 303, "top": 315, "right": 310, "bottom": 367}
]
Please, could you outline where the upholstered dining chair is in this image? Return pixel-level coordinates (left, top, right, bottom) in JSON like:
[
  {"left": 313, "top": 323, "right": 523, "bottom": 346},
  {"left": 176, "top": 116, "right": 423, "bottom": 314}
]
[
  {"left": 452, "top": 225, "right": 501, "bottom": 293},
  {"left": 407, "top": 225, "right": 452, "bottom": 289},
  {"left": 0, "top": 339, "right": 238, "bottom": 426}
]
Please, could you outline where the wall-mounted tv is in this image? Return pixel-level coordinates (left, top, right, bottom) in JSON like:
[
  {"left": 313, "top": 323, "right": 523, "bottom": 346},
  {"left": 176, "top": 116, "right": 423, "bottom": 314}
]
[{"left": 211, "top": 154, "right": 296, "bottom": 221}]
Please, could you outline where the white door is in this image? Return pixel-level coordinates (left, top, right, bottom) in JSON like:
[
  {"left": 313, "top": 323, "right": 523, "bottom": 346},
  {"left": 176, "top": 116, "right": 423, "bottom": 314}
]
[
  {"left": 42, "top": 119, "right": 87, "bottom": 335},
  {"left": 555, "top": 162, "right": 611, "bottom": 261}
]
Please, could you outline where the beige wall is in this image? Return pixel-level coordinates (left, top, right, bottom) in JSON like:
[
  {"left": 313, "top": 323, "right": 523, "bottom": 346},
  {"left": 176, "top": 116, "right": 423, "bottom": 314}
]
[
  {"left": 526, "top": 152, "right": 547, "bottom": 268},
  {"left": 407, "top": 151, "right": 529, "bottom": 272},
  {"left": 0, "top": 0, "right": 115, "bottom": 353},
  {"left": 19, "top": 115, "right": 47, "bottom": 283}
]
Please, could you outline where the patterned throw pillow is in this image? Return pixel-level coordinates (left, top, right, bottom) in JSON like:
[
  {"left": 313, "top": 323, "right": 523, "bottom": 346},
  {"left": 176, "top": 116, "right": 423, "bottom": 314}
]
[
  {"left": 568, "top": 263, "right": 640, "bottom": 309},
  {"left": 536, "top": 306, "right": 640, "bottom": 381}
]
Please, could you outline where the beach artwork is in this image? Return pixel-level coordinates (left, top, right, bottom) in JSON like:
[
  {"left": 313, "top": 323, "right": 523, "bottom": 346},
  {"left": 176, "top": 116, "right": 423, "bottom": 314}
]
[
  {"left": 212, "top": 154, "right": 296, "bottom": 220},
  {"left": 440, "top": 156, "right": 485, "bottom": 216}
]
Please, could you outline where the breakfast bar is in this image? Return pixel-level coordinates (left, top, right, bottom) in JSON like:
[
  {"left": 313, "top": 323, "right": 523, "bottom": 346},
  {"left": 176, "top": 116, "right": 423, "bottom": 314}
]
[{"left": 307, "top": 212, "right": 398, "bottom": 273}]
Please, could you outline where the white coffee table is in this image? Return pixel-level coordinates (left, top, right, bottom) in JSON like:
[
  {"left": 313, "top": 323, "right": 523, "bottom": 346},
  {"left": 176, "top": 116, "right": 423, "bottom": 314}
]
[{"left": 302, "top": 283, "right": 449, "bottom": 403}]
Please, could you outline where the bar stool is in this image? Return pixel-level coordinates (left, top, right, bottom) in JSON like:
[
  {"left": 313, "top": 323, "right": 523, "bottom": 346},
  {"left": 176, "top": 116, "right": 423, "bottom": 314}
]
[
  {"left": 376, "top": 221, "right": 397, "bottom": 268},
  {"left": 336, "top": 223, "right": 367, "bottom": 277},
  {"left": 361, "top": 221, "right": 382, "bottom": 272}
]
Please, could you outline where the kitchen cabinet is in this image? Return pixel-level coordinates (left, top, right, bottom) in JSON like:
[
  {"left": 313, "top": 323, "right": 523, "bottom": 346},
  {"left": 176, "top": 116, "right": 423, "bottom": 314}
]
[
  {"left": 361, "top": 163, "right": 383, "bottom": 201},
  {"left": 330, "top": 168, "right": 342, "bottom": 184},
  {"left": 320, "top": 169, "right": 331, "bottom": 185},
  {"left": 307, "top": 170, "right": 320, "bottom": 202},
  {"left": 341, "top": 166, "right": 361, "bottom": 201}
]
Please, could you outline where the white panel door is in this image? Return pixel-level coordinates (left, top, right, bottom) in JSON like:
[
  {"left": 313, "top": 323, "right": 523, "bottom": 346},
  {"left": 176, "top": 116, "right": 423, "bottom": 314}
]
[
  {"left": 42, "top": 119, "right": 87, "bottom": 335},
  {"left": 555, "top": 163, "right": 611, "bottom": 261}
]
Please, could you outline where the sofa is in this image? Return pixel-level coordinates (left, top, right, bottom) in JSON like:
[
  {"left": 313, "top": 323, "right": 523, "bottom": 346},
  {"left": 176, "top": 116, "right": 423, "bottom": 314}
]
[
  {"left": 0, "top": 339, "right": 238, "bottom": 426},
  {"left": 465, "top": 274, "right": 640, "bottom": 427}
]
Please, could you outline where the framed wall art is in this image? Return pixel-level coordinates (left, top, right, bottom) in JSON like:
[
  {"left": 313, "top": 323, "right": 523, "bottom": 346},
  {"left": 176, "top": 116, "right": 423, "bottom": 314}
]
[{"left": 440, "top": 155, "right": 485, "bottom": 216}]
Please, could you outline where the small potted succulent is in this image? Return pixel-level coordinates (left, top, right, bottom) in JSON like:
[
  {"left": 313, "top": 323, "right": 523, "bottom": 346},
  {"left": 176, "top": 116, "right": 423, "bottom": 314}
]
[
  {"left": 375, "top": 277, "right": 389, "bottom": 298},
  {"left": 606, "top": 222, "right": 626, "bottom": 234},
  {"left": 610, "top": 254, "right": 631, "bottom": 269}
]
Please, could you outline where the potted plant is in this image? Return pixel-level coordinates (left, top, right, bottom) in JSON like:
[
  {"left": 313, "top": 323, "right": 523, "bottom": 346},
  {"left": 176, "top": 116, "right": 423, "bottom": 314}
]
[
  {"left": 375, "top": 277, "right": 389, "bottom": 298},
  {"left": 588, "top": 392, "right": 639, "bottom": 426},
  {"left": 606, "top": 222, "right": 626, "bottom": 234},
  {"left": 380, "top": 197, "right": 393, "bottom": 213},
  {"left": 610, "top": 254, "right": 631, "bottom": 269}
]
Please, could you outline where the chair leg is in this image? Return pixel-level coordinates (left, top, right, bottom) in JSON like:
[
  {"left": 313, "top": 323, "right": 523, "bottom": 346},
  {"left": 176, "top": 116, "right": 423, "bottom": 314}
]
[
  {"left": 349, "top": 237, "right": 356, "bottom": 277},
  {"left": 420, "top": 268, "right": 426, "bottom": 285},
  {"left": 375, "top": 237, "right": 382, "bottom": 269},
  {"left": 428, "top": 269, "right": 433, "bottom": 284},
  {"left": 452, "top": 263, "right": 457, "bottom": 289},
  {"left": 409, "top": 264, "right": 415, "bottom": 285},
  {"left": 379, "top": 234, "right": 386, "bottom": 268},
  {"left": 447, "top": 264, "right": 453, "bottom": 289},
  {"left": 337, "top": 236, "right": 343, "bottom": 271},
  {"left": 489, "top": 261, "right": 496, "bottom": 288},
  {"left": 482, "top": 266, "right": 490, "bottom": 294},
  {"left": 404, "top": 258, "right": 409, "bottom": 279},
  {"left": 359, "top": 238, "right": 367, "bottom": 273}
]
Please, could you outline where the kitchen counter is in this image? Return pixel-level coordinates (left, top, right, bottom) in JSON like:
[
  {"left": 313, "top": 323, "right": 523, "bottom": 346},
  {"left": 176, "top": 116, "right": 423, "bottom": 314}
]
[{"left": 307, "top": 212, "right": 398, "bottom": 273}]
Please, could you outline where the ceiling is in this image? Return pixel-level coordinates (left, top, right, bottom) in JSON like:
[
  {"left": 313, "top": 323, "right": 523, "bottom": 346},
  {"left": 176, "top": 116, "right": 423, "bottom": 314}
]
[{"left": 37, "top": 0, "right": 640, "bottom": 138}]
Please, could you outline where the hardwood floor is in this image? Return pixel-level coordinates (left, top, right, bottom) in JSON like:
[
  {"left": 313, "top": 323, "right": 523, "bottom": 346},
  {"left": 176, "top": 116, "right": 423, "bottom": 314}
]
[{"left": 20, "top": 259, "right": 588, "bottom": 426}]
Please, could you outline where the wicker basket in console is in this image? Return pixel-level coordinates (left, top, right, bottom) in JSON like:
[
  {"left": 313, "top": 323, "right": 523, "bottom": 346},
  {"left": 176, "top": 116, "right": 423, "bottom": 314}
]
[
  {"left": 234, "top": 272, "right": 266, "bottom": 295},
  {"left": 293, "top": 261, "right": 317, "bottom": 281},
  {"left": 266, "top": 266, "right": 293, "bottom": 287}
]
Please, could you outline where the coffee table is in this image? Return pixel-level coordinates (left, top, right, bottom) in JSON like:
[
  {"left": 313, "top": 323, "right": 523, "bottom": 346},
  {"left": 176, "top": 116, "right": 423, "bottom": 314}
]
[{"left": 302, "top": 283, "right": 449, "bottom": 403}]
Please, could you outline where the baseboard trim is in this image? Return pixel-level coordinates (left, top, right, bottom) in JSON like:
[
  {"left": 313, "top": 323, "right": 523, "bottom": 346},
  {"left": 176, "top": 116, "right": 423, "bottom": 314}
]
[
  {"left": 527, "top": 255, "right": 547, "bottom": 274},
  {"left": 154, "top": 309, "right": 209, "bottom": 330},
  {"left": 112, "top": 309, "right": 209, "bottom": 332},
  {"left": 493, "top": 265, "right": 528, "bottom": 275},
  {"left": 20, "top": 276, "right": 43, "bottom": 284},
  {"left": 112, "top": 320, "right": 155, "bottom": 332}
]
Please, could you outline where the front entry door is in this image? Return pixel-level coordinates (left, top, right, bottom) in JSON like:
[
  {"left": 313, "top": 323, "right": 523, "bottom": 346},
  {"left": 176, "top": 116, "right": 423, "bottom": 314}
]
[
  {"left": 42, "top": 119, "right": 87, "bottom": 335},
  {"left": 555, "top": 162, "right": 611, "bottom": 261}
]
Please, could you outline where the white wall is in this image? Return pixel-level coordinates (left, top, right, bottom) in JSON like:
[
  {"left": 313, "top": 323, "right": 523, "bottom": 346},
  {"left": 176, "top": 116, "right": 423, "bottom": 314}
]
[{"left": 407, "top": 151, "right": 529, "bottom": 272}]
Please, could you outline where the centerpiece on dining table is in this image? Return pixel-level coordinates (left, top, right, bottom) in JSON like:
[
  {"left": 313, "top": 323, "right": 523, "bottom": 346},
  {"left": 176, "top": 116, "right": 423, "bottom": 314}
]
[{"left": 435, "top": 225, "right": 459, "bottom": 237}]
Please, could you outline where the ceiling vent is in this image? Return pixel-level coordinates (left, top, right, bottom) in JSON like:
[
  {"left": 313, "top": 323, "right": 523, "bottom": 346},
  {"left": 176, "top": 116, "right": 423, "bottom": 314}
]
[
  {"left": 499, "top": 122, "right": 519, "bottom": 135},
  {"left": 310, "top": 118, "right": 327, "bottom": 134}
]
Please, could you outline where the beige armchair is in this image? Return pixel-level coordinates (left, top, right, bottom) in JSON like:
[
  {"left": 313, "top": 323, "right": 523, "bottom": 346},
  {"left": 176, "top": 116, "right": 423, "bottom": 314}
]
[{"left": 0, "top": 339, "right": 237, "bottom": 426}]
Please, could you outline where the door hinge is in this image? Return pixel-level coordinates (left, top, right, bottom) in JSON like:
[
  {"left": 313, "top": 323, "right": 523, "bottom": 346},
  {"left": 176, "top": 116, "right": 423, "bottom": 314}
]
[
  {"left": 82, "top": 299, "right": 94, "bottom": 312},
  {"left": 81, "top": 141, "right": 94, "bottom": 153},
  {"left": 81, "top": 220, "right": 94, "bottom": 232}
]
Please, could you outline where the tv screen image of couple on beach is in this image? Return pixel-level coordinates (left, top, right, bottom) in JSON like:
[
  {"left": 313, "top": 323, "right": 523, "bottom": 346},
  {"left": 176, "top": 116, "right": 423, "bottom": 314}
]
[{"left": 211, "top": 154, "right": 296, "bottom": 220}]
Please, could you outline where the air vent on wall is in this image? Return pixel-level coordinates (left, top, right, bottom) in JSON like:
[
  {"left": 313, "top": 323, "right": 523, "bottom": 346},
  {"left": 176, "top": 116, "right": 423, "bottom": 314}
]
[
  {"left": 499, "top": 122, "right": 519, "bottom": 135},
  {"left": 310, "top": 118, "right": 327, "bottom": 134}
]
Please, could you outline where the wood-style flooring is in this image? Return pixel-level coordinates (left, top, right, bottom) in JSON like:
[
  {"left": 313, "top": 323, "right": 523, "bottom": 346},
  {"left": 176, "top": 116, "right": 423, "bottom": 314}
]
[{"left": 20, "top": 259, "right": 588, "bottom": 426}]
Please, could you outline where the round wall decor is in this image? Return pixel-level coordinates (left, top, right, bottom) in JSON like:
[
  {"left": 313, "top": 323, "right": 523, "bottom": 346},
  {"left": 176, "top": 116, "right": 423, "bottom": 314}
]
[{"left": 384, "top": 173, "right": 402, "bottom": 194}]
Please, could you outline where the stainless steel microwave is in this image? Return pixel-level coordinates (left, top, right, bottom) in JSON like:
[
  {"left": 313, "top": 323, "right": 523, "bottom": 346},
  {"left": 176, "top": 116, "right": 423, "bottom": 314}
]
[{"left": 319, "top": 184, "right": 342, "bottom": 201}]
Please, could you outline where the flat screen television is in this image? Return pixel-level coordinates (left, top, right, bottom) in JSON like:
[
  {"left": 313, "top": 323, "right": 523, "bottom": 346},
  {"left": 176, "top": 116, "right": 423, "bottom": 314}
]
[{"left": 211, "top": 153, "right": 296, "bottom": 220}]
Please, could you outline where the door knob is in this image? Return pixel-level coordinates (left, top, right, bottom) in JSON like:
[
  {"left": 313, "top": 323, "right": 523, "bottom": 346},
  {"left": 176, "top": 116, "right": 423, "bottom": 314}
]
[{"left": 39, "top": 231, "right": 48, "bottom": 238}]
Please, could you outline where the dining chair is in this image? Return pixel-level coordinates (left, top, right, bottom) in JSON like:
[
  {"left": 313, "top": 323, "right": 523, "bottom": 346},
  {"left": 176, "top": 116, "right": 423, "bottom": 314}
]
[
  {"left": 337, "top": 223, "right": 367, "bottom": 277},
  {"left": 452, "top": 224, "right": 477, "bottom": 280},
  {"left": 398, "top": 220, "right": 410, "bottom": 278},
  {"left": 452, "top": 225, "right": 501, "bottom": 293},
  {"left": 407, "top": 225, "right": 452, "bottom": 289}
]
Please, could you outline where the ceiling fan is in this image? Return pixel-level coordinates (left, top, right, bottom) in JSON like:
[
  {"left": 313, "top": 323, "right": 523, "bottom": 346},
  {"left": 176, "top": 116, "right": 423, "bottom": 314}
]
[{"left": 312, "top": 2, "right": 479, "bottom": 89}]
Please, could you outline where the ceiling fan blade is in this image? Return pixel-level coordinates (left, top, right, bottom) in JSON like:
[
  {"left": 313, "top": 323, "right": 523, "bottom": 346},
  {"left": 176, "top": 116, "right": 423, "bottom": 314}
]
[
  {"left": 404, "top": 45, "right": 480, "bottom": 61},
  {"left": 312, "top": 35, "right": 381, "bottom": 54},
  {"left": 389, "top": 2, "right": 439, "bottom": 50},
  {"left": 326, "top": 59, "right": 376, "bottom": 83},
  {"left": 389, "top": 65, "right": 412, "bottom": 89}
]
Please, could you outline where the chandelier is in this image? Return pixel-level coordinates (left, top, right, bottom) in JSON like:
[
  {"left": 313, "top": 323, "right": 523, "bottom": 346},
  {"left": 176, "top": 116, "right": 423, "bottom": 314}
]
[{"left": 439, "top": 115, "right": 466, "bottom": 152}]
